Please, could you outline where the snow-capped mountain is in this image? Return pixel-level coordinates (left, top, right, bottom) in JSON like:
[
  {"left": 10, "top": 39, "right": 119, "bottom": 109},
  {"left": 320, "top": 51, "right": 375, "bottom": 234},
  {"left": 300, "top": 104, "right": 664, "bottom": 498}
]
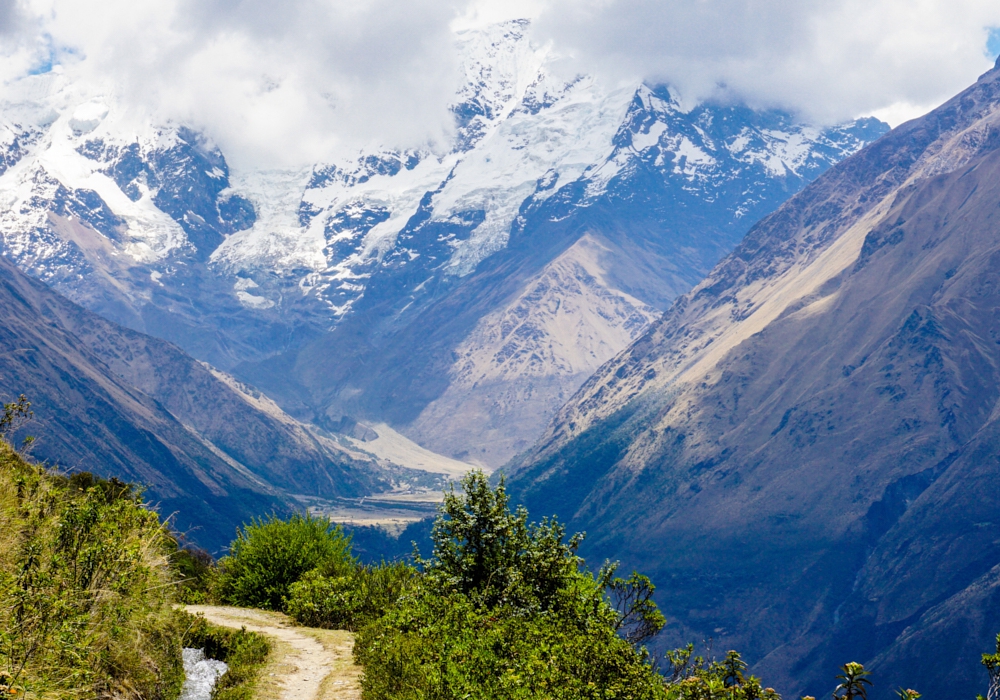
[{"left": 0, "top": 20, "right": 888, "bottom": 467}]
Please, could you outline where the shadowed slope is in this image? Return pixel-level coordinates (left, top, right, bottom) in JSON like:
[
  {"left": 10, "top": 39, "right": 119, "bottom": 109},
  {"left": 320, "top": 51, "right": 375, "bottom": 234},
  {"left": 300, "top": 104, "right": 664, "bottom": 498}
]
[
  {"left": 0, "top": 253, "right": 388, "bottom": 550},
  {"left": 508, "top": 59, "right": 1000, "bottom": 699}
]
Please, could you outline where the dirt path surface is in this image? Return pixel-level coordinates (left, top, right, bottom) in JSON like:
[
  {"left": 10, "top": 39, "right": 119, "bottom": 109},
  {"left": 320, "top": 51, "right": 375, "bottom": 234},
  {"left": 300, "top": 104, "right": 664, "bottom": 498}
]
[{"left": 182, "top": 605, "right": 361, "bottom": 700}]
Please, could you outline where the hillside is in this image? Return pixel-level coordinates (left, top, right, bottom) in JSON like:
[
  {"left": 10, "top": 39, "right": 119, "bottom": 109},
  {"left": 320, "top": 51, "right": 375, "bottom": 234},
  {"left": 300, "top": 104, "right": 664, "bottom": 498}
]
[
  {"left": 0, "top": 252, "right": 392, "bottom": 550},
  {"left": 0, "top": 21, "right": 886, "bottom": 469},
  {"left": 507, "top": 56, "right": 1000, "bottom": 700}
]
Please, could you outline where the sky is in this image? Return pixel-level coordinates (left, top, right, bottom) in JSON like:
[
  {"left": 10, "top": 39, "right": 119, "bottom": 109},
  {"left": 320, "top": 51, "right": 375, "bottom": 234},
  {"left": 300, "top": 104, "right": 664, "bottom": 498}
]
[{"left": 0, "top": 0, "right": 998, "bottom": 168}]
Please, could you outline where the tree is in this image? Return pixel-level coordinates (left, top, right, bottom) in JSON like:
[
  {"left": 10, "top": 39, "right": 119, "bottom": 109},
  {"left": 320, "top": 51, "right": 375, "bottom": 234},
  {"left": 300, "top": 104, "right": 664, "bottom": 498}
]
[
  {"left": 601, "top": 562, "right": 666, "bottom": 646},
  {"left": 0, "top": 395, "right": 34, "bottom": 452},
  {"left": 421, "top": 470, "right": 583, "bottom": 610},
  {"left": 832, "top": 663, "right": 872, "bottom": 700},
  {"left": 979, "top": 633, "right": 1000, "bottom": 700}
]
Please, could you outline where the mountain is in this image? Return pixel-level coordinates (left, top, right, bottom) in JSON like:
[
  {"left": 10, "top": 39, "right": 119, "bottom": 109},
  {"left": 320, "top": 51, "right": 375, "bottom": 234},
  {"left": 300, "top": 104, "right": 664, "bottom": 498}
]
[
  {"left": 507, "top": 57, "right": 1000, "bottom": 698},
  {"left": 0, "top": 21, "right": 887, "bottom": 469},
  {"left": 0, "top": 251, "right": 396, "bottom": 551}
]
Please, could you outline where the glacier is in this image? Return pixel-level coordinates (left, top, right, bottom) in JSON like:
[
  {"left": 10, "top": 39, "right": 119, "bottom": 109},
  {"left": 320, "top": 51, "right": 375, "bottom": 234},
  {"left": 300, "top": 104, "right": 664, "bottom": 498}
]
[{"left": 0, "top": 19, "right": 889, "bottom": 467}]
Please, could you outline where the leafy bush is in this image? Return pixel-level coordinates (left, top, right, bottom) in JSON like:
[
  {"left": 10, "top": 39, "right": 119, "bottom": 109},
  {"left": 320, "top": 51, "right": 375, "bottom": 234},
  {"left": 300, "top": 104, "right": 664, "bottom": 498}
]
[
  {"left": 353, "top": 470, "right": 669, "bottom": 700},
  {"left": 662, "top": 645, "right": 781, "bottom": 700},
  {"left": 215, "top": 513, "right": 354, "bottom": 610},
  {"left": 0, "top": 442, "right": 183, "bottom": 699},
  {"left": 170, "top": 544, "right": 216, "bottom": 603},
  {"left": 287, "top": 561, "right": 416, "bottom": 631},
  {"left": 420, "top": 470, "right": 583, "bottom": 611},
  {"left": 179, "top": 611, "right": 271, "bottom": 700},
  {"left": 356, "top": 580, "right": 668, "bottom": 700}
]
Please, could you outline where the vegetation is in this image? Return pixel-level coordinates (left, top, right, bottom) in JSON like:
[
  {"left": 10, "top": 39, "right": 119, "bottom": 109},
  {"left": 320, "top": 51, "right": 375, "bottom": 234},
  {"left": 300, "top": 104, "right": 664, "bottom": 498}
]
[
  {"left": 0, "top": 428, "right": 183, "bottom": 698},
  {"left": 7, "top": 392, "right": 998, "bottom": 700},
  {"left": 250, "top": 471, "right": 668, "bottom": 699},
  {"left": 978, "top": 633, "right": 1000, "bottom": 700},
  {"left": 0, "top": 396, "right": 271, "bottom": 699},
  {"left": 661, "top": 645, "right": 779, "bottom": 700},
  {"left": 286, "top": 561, "right": 416, "bottom": 631},
  {"left": 215, "top": 512, "right": 354, "bottom": 610},
  {"left": 831, "top": 663, "right": 873, "bottom": 700}
]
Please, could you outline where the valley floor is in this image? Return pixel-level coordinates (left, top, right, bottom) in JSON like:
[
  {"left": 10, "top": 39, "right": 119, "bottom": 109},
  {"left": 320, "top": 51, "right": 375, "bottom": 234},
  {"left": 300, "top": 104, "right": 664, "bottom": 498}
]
[{"left": 181, "top": 606, "right": 361, "bottom": 700}]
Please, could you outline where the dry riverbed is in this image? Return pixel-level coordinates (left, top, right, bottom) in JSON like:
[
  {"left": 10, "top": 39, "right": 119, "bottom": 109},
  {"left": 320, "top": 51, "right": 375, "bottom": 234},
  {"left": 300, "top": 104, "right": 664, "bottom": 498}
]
[{"left": 182, "top": 605, "right": 361, "bottom": 700}]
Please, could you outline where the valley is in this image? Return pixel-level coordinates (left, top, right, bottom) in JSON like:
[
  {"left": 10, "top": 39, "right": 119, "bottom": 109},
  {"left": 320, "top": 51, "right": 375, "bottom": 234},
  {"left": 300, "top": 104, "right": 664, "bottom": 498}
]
[
  {"left": 2, "top": 8, "right": 997, "bottom": 700},
  {"left": 507, "top": 53, "right": 1000, "bottom": 700}
]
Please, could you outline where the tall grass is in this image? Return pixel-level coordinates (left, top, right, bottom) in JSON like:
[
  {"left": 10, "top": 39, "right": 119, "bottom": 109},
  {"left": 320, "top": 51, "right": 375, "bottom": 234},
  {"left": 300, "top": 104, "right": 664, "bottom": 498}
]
[{"left": 0, "top": 441, "right": 183, "bottom": 699}]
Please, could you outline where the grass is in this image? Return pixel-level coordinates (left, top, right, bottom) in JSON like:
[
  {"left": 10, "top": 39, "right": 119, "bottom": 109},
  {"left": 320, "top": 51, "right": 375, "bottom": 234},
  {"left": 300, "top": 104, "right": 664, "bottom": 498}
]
[{"left": 0, "top": 440, "right": 183, "bottom": 699}]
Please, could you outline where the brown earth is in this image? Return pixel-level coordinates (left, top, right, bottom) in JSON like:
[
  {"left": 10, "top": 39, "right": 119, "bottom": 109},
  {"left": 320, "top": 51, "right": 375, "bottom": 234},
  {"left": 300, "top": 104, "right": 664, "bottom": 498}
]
[{"left": 182, "top": 605, "right": 361, "bottom": 700}]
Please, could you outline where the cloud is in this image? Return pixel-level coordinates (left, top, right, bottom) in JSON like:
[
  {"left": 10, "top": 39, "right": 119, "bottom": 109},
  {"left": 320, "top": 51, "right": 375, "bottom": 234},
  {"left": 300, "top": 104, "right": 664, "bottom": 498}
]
[
  {"left": 9, "top": 0, "right": 462, "bottom": 168},
  {"left": 2, "top": 1, "right": 1000, "bottom": 168},
  {"left": 531, "top": 0, "right": 1000, "bottom": 125}
]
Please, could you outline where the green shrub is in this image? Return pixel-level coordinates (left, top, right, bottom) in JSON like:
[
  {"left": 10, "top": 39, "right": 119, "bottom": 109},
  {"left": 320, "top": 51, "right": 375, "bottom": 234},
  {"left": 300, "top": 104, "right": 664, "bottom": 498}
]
[
  {"left": 661, "top": 646, "right": 781, "bottom": 700},
  {"left": 179, "top": 611, "right": 271, "bottom": 700},
  {"left": 286, "top": 561, "right": 416, "bottom": 631},
  {"left": 170, "top": 544, "right": 216, "bottom": 604},
  {"left": 355, "top": 584, "right": 668, "bottom": 700},
  {"left": 0, "top": 442, "right": 184, "bottom": 699},
  {"left": 216, "top": 513, "right": 354, "bottom": 610},
  {"left": 352, "top": 470, "right": 669, "bottom": 700}
]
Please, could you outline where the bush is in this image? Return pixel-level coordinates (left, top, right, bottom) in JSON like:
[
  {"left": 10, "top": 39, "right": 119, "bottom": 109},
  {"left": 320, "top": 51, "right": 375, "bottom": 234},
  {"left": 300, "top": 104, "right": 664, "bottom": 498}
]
[
  {"left": 286, "top": 561, "right": 416, "bottom": 631},
  {"left": 355, "top": 578, "right": 668, "bottom": 700},
  {"left": 0, "top": 442, "right": 184, "bottom": 699},
  {"left": 216, "top": 513, "right": 354, "bottom": 610},
  {"left": 171, "top": 544, "right": 216, "bottom": 603}
]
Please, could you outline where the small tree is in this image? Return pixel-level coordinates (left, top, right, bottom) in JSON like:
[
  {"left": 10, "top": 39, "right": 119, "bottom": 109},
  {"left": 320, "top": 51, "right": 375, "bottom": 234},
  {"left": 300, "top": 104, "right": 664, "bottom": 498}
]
[
  {"left": 0, "top": 395, "right": 34, "bottom": 452},
  {"left": 721, "top": 650, "right": 749, "bottom": 688},
  {"left": 421, "top": 470, "right": 583, "bottom": 610},
  {"left": 832, "top": 663, "right": 872, "bottom": 700},
  {"left": 601, "top": 562, "right": 666, "bottom": 646},
  {"left": 979, "top": 633, "right": 1000, "bottom": 700}
]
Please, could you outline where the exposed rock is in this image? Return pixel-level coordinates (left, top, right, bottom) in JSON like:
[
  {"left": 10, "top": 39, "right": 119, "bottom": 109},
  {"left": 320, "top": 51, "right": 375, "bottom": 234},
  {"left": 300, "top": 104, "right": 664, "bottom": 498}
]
[{"left": 507, "top": 58, "right": 1000, "bottom": 700}]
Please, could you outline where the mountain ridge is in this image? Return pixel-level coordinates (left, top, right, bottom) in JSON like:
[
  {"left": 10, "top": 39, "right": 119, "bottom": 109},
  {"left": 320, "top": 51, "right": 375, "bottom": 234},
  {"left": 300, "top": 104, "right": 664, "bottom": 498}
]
[
  {"left": 506, "top": 57, "right": 1000, "bottom": 700},
  {"left": 0, "top": 251, "right": 399, "bottom": 550},
  {"left": 0, "top": 21, "right": 887, "bottom": 469}
]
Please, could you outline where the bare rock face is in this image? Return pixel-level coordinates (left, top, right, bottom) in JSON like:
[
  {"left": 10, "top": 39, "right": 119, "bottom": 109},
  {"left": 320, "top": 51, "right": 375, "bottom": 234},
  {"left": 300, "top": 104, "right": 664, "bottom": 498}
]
[
  {"left": 407, "top": 234, "right": 659, "bottom": 465},
  {"left": 507, "top": 62, "right": 1000, "bottom": 700}
]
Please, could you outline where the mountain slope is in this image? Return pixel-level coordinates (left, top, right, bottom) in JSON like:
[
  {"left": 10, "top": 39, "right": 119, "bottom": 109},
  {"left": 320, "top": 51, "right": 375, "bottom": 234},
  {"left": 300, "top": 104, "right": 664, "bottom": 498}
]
[
  {"left": 0, "top": 252, "right": 390, "bottom": 550},
  {"left": 0, "top": 22, "right": 887, "bottom": 468},
  {"left": 507, "top": 58, "right": 1000, "bottom": 699},
  {"left": 236, "top": 80, "right": 885, "bottom": 466}
]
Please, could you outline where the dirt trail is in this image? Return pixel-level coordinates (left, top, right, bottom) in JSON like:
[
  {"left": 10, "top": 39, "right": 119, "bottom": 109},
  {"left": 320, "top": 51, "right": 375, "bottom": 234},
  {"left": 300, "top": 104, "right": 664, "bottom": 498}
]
[{"left": 182, "top": 605, "right": 361, "bottom": 700}]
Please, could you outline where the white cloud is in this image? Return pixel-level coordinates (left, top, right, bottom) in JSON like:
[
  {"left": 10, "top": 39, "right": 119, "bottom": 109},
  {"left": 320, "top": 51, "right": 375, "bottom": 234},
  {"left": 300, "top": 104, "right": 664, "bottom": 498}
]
[
  {"left": 531, "top": 0, "right": 1000, "bottom": 125},
  {"left": 3, "top": 0, "right": 462, "bottom": 168},
  {"left": 1, "top": 0, "right": 999, "bottom": 168}
]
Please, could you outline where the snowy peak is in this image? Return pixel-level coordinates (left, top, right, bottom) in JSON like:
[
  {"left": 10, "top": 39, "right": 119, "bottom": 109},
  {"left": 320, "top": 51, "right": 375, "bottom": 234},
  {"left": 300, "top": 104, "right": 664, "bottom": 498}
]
[
  {"left": 79, "top": 127, "right": 256, "bottom": 258},
  {"left": 452, "top": 19, "right": 549, "bottom": 151},
  {"left": 0, "top": 21, "right": 888, "bottom": 376}
]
